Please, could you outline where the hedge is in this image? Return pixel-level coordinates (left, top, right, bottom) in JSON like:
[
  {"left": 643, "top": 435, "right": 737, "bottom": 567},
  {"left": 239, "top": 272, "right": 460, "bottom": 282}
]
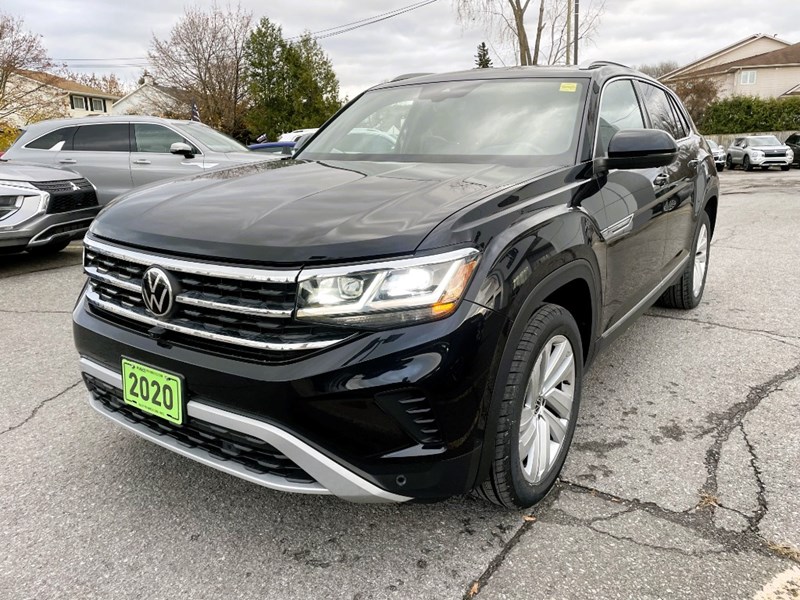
[{"left": 700, "top": 96, "right": 800, "bottom": 135}]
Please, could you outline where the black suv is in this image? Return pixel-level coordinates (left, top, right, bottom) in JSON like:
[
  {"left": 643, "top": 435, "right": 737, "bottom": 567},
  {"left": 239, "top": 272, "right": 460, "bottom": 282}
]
[{"left": 74, "top": 64, "right": 719, "bottom": 508}]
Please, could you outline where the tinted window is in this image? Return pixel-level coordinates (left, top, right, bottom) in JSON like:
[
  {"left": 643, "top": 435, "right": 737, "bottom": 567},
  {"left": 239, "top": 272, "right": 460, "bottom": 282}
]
[
  {"left": 667, "top": 96, "right": 689, "bottom": 138},
  {"left": 597, "top": 80, "right": 645, "bottom": 155},
  {"left": 638, "top": 83, "right": 681, "bottom": 139},
  {"left": 26, "top": 127, "right": 77, "bottom": 151},
  {"left": 134, "top": 124, "right": 189, "bottom": 153},
  {"left": 72, "top": 124, "right": 130, "bottom": 152},
  {"left": 786, "top": 134, "right": 798, "bottom": 144}
]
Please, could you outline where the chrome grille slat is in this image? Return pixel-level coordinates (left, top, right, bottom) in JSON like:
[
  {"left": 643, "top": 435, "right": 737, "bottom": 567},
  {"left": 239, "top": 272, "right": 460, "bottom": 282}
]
[{"left": 82, "top": 238, "right": 351, "bottom": 355}]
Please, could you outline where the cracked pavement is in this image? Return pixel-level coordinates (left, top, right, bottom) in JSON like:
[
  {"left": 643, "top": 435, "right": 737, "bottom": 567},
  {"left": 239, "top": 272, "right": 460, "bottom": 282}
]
[{"left": 2, "top": 169, "right": 799, "bottom": 600}]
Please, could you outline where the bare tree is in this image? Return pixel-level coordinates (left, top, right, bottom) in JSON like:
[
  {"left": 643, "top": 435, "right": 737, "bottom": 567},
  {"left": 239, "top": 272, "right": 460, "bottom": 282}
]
[
  {"left": 454, "top": 0, "right": 604, "bottom": 66},
  {"left": 148, "top": 2, "right": 253, "bottom": 136},
  {"left": 0, "top": 12, "right": 65, "bottom": 127},
  {"left": 637, "top": 61, "right": 680, "bottom": 79}
]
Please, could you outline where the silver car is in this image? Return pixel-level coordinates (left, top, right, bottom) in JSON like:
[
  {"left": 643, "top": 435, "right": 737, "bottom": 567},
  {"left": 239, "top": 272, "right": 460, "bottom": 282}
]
[
  {"left": 0, "top": 162, "right": 100, "bottom": 254},
  {"left": 3, "top": 117, "right": 278, "bottom": 204},
  {"left": 725, "top": 135, "right": 794, "bottom": 171},
  {"left": 707, "top": 139, "right": 725, "bottom": 171}
]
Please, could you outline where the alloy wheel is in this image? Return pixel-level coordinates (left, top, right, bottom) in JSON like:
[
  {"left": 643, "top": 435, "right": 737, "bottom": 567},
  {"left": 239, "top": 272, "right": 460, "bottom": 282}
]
[
  {"left": 518, "top": 335, "right": 575, "bottom": 484},
  {"left": 693, "top": 223, "right": 709, "bottom": 298}
]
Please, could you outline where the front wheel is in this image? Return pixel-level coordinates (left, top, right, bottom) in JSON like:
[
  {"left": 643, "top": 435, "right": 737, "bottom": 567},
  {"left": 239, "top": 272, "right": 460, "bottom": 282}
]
[
  {"left": 725, "top": 155, "right": 734, "bottom": 170},
  {"left": 781, "top": 165, "right": 790, "bottom": 171},
  {"left": 658, "top": 210, "right": 711, "bottom": 309},
  {"left": 743, "top": 156, "right": 753, "bottom": 171},
  {"left": 475, "top": 304, "right": 583, "bottom": 508}
]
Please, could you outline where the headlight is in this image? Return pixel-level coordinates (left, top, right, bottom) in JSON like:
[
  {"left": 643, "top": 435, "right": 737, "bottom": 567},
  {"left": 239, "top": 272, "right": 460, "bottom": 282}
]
[
  {"left": 296, "top": 248, "right": 480, "bottom": 327},
  {"left": 788, "top": 149, "right": 794, "bottom": 160},
  {"left": 751, "top": 150, "right": 764, "bottom": 158},
  {"left": 0, "top": 195, "right": 25, "bottom": 221}
]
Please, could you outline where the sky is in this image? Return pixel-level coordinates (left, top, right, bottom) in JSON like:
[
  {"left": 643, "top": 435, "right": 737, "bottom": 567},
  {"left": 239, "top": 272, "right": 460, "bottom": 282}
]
[{"left": 4, "top": 0, "right": 800, "bottom": 99}]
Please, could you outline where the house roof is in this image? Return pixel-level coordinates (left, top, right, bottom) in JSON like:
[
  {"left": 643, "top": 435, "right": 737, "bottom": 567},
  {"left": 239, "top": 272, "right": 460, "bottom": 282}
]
[
  {"left": 662, "top": 34, "right": 792, "bottom": 80},
  {"left": 113, "top": 82, "right": 183, "bottom": 108},
  {"left": 679, "top": 42, "right": 800, "bottom": 78},
  {"left": 15, "top": 69, "right": 121, "bottom": 100}
]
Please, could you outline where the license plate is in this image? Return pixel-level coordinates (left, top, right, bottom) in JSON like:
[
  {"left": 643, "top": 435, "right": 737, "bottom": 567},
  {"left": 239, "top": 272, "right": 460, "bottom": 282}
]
[{"left": 121, "top": 358, "right": 184, "bottom": 425}]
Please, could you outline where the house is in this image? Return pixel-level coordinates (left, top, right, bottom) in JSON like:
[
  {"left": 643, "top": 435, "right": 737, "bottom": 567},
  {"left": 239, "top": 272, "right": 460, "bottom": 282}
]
[
  {"left": 3, "top": 70, "right": 120, "bottom": 127},
  {"left": 111, "top": 74, "right": 184, "bottom": 118},
  {"left": 662, "top": 34, "right": 800, "bottom": 100}
]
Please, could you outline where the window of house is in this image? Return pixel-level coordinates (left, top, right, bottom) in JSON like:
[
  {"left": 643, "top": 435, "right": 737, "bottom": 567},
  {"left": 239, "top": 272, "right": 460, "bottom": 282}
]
[
  {"left": 25, "top": 127, "right": 78, "bottom": 151},
  {"left": 597, "top": 79, "right": 645, "bottom": 156},
  {"left": 133, "top": 123, "right": 194, "bottom": 153},
  {"left": 740, "top": 70, "right": 757, "bottom": 85},
  {"left": 72, "top": 124, "right": 130, "bottom": 152},
  {"left": 637, "top": 82, "right": 682, "bottom": 140},
  {"left": 72, "top": 96, "right": 86, "bottom": 110},
  {"left": 91, "top": 98, "right": 105, "bottom": 112}
]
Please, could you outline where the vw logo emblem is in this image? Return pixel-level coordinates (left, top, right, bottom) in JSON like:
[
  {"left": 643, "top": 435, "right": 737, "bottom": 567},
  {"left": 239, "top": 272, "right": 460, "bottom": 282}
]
[{"left": 141, "top": 266, "right": 178, "bottom": 318}]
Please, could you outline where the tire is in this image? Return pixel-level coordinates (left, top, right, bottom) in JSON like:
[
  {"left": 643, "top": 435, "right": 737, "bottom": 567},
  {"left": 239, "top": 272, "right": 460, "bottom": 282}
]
[
  {"left": 476, "top": 304, "right": 583, "bottom": 509},
  {"left": 717, "top": 163, "right": 724, "bottom": 172},
  {"left": 743, "top": 155, "right": 753, "bottom": 171},
  {"left": 658, "top": 210, "right": 711, "bottom": 310},
  {"left": 725, "top": 155, "right": 734, "bottom": 170},
  {"left": 781, "top": 165, "right": 790, "bottom": 171},
  {"left": 26, "top": 239, "right": 71, "bottom": 255}
]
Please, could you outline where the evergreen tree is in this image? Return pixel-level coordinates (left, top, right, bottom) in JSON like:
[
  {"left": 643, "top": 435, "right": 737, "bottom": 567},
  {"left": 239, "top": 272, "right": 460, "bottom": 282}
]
[{"left": 475, "top": 42, "right": 493, "bottom": 69}]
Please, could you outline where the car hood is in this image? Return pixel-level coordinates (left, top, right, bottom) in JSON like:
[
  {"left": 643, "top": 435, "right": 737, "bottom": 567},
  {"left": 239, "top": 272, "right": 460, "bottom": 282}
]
[
  {"left": 91, "top": 159, "right": 547, "bottom": 264},
  {"left": 0, "top": 161, "right": 81, "bottom": 183},
  {"left": 749, "top": 145, "right": 790, "bottom": 151}
]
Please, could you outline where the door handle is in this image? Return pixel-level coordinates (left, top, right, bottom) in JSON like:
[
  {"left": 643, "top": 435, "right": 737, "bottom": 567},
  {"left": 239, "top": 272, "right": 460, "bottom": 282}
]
[
  {"left": 58, "top": 159, "right": 77, "bottom": 164},
  {"left": 133, "top": 159, "right": 151, "bottom": 165}
]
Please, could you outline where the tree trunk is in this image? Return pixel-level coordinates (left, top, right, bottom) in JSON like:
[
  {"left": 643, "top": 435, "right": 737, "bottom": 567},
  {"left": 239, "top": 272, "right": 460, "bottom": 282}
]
[{"left": 532, "top": 0, "right": 545, "bottom": 65}]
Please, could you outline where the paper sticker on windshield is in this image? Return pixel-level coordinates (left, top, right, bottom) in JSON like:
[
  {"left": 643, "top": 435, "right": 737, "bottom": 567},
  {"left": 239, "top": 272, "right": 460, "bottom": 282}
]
[{"left": 559, "top": 82, "right": 578, "bottom": 92}]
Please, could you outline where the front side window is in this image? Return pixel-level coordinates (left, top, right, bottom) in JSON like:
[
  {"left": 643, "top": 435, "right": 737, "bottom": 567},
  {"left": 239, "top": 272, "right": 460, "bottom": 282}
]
[
  {"left": 786, "top": 134, "right": 799, "bottom": 145},
  {"left": 299, "top": 78, "right": 589, "bottom": 166},
  {"left": 72, "top": 124, "right": 130, "bottom": 152},
  {"left": 637, "top": 83, "right": 681, "bottom": 139},
  {"left": 26, "top": 127, "right": 77, "bottom": 151},
  {"left": 91, "top": 98, "right": 105, "bottom": 112},
  {"left": 134, "top": 124, "right": 192, "bottom": 153},
  {"left": 174, "top": 123, "right": 247, "bottom": 153},
  {"left": 597, "top": 79, "right": 645, "bottom": 156},
  {"left": 740, "top": 70, "right": 757, "bottom": 85}
]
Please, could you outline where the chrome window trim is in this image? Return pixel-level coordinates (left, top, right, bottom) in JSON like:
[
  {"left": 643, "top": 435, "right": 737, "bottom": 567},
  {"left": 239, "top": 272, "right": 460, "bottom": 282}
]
[
  {"left": 85, "top": 287, "right": 346, "bottom": 351},
  {"left": 83, "top": 237, "right": 299, "bottom": 283}
]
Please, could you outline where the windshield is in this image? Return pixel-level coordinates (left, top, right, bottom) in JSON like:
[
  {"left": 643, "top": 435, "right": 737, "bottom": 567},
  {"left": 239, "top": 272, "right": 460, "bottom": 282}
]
[
  {"left": 299, "top": 78, "right": 588, "bottom": 166},
  {"left": 707, "top": 140, "right": 719, "bottom": 149},
  {"left": 175, "top": 123, "right": 249, "bottom": 153},
  {"left": 749, "top": 136, "right": 782, "bottom": 147}
]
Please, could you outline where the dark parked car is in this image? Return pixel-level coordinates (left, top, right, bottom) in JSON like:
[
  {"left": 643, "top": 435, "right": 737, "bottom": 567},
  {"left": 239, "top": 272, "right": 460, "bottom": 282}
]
[
  {"left": 785, "top": 132, "right": 800, "bottom": 167},
  {"left": 74, "top": 64, "right": 719, "bottom": 508},
  {"left": 248, "top": 141, "right": 295, "bottom": 155},
  {"left": 0, "top": 162, "right": 100, "bottom": 254}
]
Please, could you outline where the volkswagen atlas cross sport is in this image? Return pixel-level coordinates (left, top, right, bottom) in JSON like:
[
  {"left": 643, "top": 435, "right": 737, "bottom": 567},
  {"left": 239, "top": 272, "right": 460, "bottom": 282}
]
[{"left": 74, "top": 64, "right": 719, "bottom": 508}]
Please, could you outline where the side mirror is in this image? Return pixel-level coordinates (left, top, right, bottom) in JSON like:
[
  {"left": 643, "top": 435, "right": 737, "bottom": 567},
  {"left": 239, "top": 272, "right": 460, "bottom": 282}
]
[
  {"left": 596, "top": 129, "right": 678, "bottom": 171},
  {"left": 170, "top": 142, "right": 195, "bottom": 158}
]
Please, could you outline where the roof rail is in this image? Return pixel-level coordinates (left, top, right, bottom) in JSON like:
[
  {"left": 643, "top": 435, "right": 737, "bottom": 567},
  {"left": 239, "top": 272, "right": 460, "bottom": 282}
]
[
  {"left": 390, "top": 72, "right": 434, "bottom": 82},
  {"left": 587, "top": 60, "right": 630, "bottom": 69}
]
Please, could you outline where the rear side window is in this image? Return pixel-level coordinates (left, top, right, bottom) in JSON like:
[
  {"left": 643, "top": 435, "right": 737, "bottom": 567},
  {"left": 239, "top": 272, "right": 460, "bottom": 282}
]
[
  {"left": 597, "top": 79, "right": 645, "bottom": 156},
  {"left": 72, "top": 124, "right": 130, "bottom": 152},
  {"left": 133, "top": 124, "right": 193, "bottom": 153},
  {"left": 26, "top": 127, "right": 77, "bottom": 151},
  {"left": 637, "top": 83, "right": 682, "bottom": 139}
]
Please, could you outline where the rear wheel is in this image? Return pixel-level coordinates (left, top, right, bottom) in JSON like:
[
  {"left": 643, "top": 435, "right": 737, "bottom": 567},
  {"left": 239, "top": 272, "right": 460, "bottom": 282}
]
[
  {"left": 743, "top": 156, "right": 753, "bottom": 171},
  {"left": 781, "top": 165, "right": 790, "bottom": 171},
  {"left": 26, "top": 239, "right": 71, "bottom": 255},
  {"left": 476, "top": 304, "right": 582, "bottom": 508},
  {"left": 658, "top": 210, "right": 711, "bottom": 310}
]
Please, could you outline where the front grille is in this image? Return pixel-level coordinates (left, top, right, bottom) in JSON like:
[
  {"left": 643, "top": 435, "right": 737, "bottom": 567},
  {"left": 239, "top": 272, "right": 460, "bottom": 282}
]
[
  {"left": 763, "top": 151, "right": 787, "bottom": 157},
  {"left": 32, "top": 178, "right": 99, "bottom": 214},
  {"left": 85, "top": 374, "right": 316, "bottom": 484},
  {"left": 83, "top": 238, "right": 351, "bottom": 359}
]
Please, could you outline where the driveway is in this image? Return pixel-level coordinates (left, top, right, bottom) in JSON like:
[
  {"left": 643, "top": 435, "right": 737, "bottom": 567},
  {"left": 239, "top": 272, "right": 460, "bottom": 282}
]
[{"left": 1, "top": 168, "right": 799, "bottom": 599}]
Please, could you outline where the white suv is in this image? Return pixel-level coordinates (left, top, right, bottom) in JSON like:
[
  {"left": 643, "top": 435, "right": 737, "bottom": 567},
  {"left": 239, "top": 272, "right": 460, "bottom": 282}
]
[{"left": 725, "top": 135, "right": 793, "bottom": 171}]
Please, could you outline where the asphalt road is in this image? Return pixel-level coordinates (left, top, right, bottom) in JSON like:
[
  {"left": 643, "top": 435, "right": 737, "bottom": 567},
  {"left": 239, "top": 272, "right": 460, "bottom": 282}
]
[{"left": 1, "top": 168, "right": 799, "bottom": 600}]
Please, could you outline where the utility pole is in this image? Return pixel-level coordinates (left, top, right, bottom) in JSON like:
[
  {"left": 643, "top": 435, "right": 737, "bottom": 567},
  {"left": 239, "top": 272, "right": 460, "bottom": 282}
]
[
  {"left": 566, "top": 0, "right": 572, "bottom": 65},
  {"left": 574, "top": 0, "right": 580, "bottom": 65}
]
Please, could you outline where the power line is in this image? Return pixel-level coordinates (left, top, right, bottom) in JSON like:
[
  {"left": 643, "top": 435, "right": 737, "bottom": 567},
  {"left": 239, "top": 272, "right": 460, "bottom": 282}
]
[{"left": 54, "top": 0, "right": 440, "bottom": 64}]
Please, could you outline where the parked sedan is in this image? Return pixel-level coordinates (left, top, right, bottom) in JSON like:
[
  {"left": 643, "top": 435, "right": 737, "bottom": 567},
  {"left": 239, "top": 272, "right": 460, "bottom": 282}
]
[
  {"left": 785, "top": 132, "right": 800, "bottom": 168},
  {"left": 3, "top": 117, "right": 278, "bottom": 205},
  {"left": 725, "top": 135, "right": 793, "bottom": 171},
  {"left": 707, "top": 140, "right": 725, "bottom": 171},
  {"left": 0, "top": 162, "right": 100, "bottom": 254}
]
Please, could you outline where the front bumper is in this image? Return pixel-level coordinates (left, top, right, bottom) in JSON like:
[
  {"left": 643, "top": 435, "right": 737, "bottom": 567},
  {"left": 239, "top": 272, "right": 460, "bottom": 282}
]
[
  {"left": 74, "top": 289, "right": 506, "bottom": 502},
  {"left": 0, "top": 206, "right": 99, "bottom": 250},
  {"left": 749, "top": 154, "right": 792, "bottom": 167}
]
